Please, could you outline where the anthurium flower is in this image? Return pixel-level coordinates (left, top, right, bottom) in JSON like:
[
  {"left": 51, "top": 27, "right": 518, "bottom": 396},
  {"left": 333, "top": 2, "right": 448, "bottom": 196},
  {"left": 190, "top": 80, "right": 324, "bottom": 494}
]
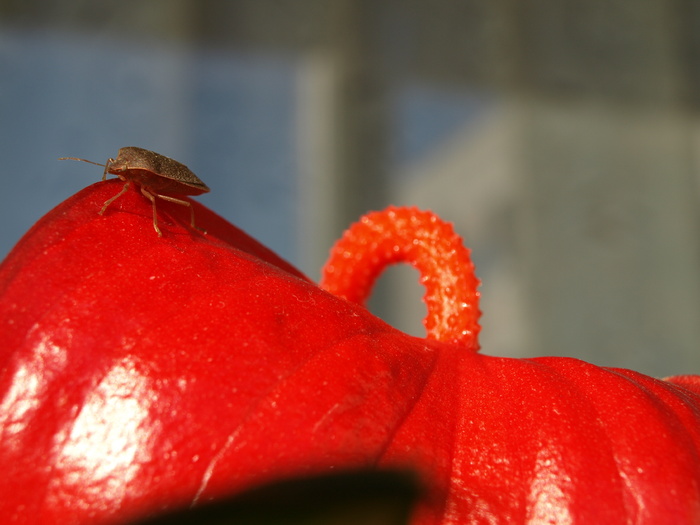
[{"left": 0, "top": 181, "right": 699, "bottom": 525}]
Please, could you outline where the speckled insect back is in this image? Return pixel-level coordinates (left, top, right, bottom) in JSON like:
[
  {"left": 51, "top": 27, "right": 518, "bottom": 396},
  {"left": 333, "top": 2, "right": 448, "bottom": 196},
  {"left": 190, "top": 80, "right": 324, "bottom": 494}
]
[{"left": 60, "top": 147, "right": 210, "bottom": 236}]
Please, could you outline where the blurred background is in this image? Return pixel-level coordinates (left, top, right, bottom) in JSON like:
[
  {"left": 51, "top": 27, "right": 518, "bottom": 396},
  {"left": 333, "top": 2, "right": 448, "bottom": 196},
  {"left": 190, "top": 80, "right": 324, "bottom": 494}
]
[{"left": 1, "top": 0, "right": 699, "bottom": 377}]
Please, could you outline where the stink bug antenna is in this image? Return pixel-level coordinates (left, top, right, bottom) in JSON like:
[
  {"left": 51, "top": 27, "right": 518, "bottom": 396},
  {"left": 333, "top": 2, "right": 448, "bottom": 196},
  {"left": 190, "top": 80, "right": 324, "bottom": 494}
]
[{"left": 59, "top": 156, "right": 110, "bottom": 180}]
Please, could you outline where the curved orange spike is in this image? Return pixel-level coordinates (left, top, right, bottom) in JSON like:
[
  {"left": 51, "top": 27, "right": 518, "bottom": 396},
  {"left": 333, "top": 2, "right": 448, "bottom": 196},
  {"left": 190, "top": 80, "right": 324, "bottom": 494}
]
[{"left": 320, "top": 206, "right": 481, "bottom": 349}]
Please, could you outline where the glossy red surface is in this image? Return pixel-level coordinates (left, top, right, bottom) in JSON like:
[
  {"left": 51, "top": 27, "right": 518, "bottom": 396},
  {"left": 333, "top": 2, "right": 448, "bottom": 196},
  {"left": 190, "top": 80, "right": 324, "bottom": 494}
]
[{"left": 1, "top": 181, "right": 699, "bottom": 524}]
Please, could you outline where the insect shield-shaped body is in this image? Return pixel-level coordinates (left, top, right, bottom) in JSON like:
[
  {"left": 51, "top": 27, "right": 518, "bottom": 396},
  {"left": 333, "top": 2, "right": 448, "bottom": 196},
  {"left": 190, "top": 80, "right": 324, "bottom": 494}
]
[{"left": 60, "top": 147, "right": 210, "bottom": 236}]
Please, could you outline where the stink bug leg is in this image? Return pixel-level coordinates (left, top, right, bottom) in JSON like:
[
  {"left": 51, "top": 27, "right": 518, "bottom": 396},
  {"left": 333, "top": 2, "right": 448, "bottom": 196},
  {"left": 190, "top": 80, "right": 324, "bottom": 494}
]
[{"left": 99, "top": 180, "right": 131, "bottom": 215}]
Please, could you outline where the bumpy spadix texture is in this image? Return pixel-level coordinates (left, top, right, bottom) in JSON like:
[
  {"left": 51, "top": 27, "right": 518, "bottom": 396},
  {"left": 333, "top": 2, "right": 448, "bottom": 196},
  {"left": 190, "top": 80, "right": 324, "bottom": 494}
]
[
  {"left": 320, "top": 207, "right": 481, "bottom": 348},
  {"left": 1, "top": 181, "right": 699, "bottom": 525}
]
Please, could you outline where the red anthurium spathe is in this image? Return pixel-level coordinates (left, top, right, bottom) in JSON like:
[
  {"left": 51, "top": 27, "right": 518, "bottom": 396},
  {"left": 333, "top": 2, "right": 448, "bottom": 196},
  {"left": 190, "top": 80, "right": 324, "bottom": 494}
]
[{"left": 1, "top": 182, "right": 699, "bottom": 524}]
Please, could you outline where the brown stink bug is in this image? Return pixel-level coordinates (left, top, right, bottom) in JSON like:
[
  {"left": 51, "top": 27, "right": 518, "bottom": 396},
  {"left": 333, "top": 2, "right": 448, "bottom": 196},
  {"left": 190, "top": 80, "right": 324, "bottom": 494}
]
[{"left": 60, "top": 147, "right": 210, "bottom": 236}]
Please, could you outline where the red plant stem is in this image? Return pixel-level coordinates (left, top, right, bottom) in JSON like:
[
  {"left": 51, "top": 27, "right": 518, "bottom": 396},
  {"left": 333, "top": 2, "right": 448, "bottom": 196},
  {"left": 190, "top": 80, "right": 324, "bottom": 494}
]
[{"left": 320, "top": 206, "right": 481, "bottom": 349}]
